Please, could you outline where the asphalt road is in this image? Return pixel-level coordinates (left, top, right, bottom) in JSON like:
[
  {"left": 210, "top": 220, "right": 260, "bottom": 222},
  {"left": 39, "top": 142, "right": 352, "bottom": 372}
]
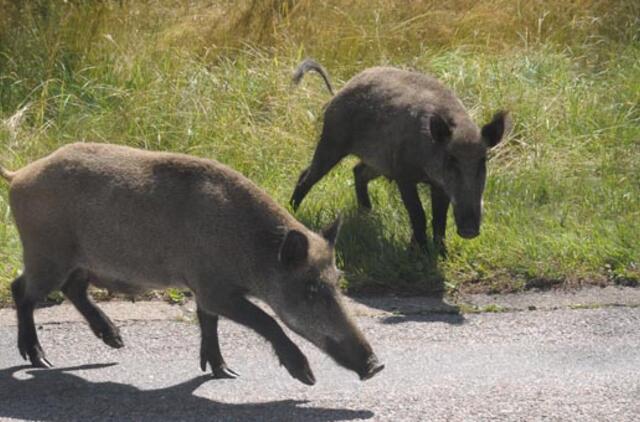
[{"left": 0, "top": 293, "right": 639, "bottom": 421}]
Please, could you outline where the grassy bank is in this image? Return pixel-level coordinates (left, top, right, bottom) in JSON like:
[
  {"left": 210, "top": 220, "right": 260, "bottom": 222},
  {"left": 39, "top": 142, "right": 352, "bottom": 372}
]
[{"left": 0, "top": 0, "right": 638, "bottom": 303}]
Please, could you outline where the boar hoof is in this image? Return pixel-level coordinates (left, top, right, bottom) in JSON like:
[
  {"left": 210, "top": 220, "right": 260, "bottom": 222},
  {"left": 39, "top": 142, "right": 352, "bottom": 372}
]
[
  {"left": 32, "top": 356, "right": 53, "bottom": 368},
  {"left": 200, "top": 353, "right": 238, "bottom": 379},
  {"left": 101, "top": 332, "right": 124, "bottom": 349},
  {"left": 434, "top": 237, "right": 448, "bottom": 258},
  {"left": 212, "top": 364, "right": 239, "bottom": 379},
  {"left": 409, "top": 238, "right": 429, "bottom": 254},
  {"left": 27, "top": 345, "right": 53, "bottom": 368},
  {"left": 290, "top": 364, "right": 316, "bottom": 386},
  {"left": 281, "top": 350, "right": 316, "bottom": 386}
]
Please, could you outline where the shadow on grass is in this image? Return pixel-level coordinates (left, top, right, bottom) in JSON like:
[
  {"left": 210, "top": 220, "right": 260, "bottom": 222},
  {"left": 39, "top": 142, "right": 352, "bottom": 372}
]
[
  {"left": 0, "top": 364, "right": 374, "bottom": 422},
  {"left": 299, "top": 208, "right": 465, "bottom": 326}
]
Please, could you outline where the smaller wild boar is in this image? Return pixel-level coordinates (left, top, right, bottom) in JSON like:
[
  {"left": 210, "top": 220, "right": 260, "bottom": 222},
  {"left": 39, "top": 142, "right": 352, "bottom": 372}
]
[
  {"left": 290, "top": 59, "right": 511, "bottom": 255},
  {"left": 1, "top": 143, "right": 383, "bottom": 385}
]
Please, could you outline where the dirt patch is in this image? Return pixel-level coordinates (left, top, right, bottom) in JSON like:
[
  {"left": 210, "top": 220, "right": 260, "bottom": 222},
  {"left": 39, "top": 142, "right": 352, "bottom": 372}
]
[{"left": 458, "top": 273, "right": 613, "bottom": 295}]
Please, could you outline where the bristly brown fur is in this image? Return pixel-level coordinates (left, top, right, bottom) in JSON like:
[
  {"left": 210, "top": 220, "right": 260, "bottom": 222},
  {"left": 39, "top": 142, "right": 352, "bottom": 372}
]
[
  {"left": 5, "top": 142, "right": 382, "bottom": 383},
  {"left": 290, "top": 63, "right": 510, "bottom": 253}
]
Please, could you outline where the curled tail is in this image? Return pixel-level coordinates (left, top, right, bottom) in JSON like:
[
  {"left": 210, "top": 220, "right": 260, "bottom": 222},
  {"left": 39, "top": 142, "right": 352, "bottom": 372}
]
[
  {"left": 292, "top": 58, "right": 334, "bottom": 95},
  {"left": 0, "top": 166, "right": 15, "bottom": 182},
  {"left": 2, "top": 103, "right": 29, "bottom": 183}
]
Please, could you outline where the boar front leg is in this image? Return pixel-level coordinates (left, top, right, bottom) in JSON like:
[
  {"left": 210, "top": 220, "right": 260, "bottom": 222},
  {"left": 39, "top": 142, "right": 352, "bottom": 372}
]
[
  {"left": 197, "top": 306, "right": 238, "bottom": 379},
  {"left": 61, "top": 270, "right": 124, "bottom": 349},
  {"left": 430, "top": 185, "right": 450, "bottom": 257},
  {"left": 397, "top": 181, "right": 428, "bottom": 250},
  {"left": 290, "top": 126, "right": 348, "bottom": 211},
  {"left": 353, "top": 162, "right": 380, "bottom": 210},
  {"left": 206, "top": 294, "right": 315, "bottom": 386}
]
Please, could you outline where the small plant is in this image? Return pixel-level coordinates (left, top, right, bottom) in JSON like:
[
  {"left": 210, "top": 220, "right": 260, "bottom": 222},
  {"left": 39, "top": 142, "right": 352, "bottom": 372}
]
[{"left": 165, "top": 289, "right": 187, "bottom": 305}]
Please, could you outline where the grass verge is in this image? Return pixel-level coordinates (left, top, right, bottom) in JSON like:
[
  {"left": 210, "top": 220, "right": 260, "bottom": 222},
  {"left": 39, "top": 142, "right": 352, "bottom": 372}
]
[{"left": 0, "top": 1, "right": 638, "bottom": 304}]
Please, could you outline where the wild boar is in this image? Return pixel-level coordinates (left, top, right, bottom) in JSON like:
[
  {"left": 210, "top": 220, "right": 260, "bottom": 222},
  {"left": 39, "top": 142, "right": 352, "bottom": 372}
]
[
  {"left": 1, "top": 143, "right": 383, "bottom": 385},
  {"left": 290, "top": 59, "right": 511, "bottom": 255}
]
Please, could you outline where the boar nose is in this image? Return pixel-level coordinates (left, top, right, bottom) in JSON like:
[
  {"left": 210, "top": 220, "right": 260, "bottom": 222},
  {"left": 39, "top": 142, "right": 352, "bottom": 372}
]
[
  {"left": 457, "top": 228, "right": 480, "bottom": 239},
  {"left": 359, "top": 353, "right": 385, "bottom": 381},
  {"left": 325, "top": 336, "right": 384, "bottom": 380},
  {"left": 454, "top": 204, "right": 481, "bottom": 238}
]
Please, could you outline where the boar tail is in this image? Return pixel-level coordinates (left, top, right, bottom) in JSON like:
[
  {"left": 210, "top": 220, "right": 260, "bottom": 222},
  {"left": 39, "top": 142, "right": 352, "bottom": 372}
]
[
  {"left": 292, "top": 58, "right": 334, "bottom": 95},
  {"left": 0, "top": 166, "right": 15, "bottom": 182}
]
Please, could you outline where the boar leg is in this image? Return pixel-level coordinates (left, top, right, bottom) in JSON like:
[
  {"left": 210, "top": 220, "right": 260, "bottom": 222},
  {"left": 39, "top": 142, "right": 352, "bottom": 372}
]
[
  {"left": 197, "top": 306, "right": 238, "bottom": 379},
  {"left": 430, "top": 185, "right": 450, "bottom": 257},
  {"left": 61, "top": 270, "right": 124, "bottom": 349},
  {"left": 290, "top": 130, "right": 347, "bottom": 211},
  {"left": 290, "top": 166, "right": 311, "bottom": 210},
  {"left": 11, "top": 275, "right": 52, "bottom": 368},
  {"left": 353, "top": 162, "right": 380, "bottom": 210},
  {"left": 397, "top": 181, "right": 428, "bottom": 250},
  {"left": 209, "top": 294, "right": 316, "bottom": 386}
]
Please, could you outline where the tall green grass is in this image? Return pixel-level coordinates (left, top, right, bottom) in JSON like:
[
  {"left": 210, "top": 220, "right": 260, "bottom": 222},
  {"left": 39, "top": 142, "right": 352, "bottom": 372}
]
[{"left": 0, "top": 0, "right": 638, "bottom": 301}]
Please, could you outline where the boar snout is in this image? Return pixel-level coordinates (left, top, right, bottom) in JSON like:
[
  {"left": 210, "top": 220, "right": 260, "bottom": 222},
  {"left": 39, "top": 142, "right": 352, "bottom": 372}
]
[
  {"left": 325, "top": 337, "right": 385, "bottom": 381},
  {"left": 453, "top": 204, "right": 481, "bottom": 239},
  {"left": 457, "top": 223, "right": 480, "bottom": 239},
  {"left": 360, "top": 354, "right": 385, "bottom": 381}
]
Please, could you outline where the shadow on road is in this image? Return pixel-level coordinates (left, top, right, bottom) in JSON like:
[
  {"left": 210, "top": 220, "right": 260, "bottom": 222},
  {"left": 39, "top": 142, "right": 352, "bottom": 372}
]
[
  {"left": 348, "top": 285, "right": 466, "bottom": 326},
  {"left": 350, "top": 293, "right": 465, "bottom": 326},
  {"left": 380, "top": 311, "right": 465, "bottom": 325},
  {"left": 298, "top": 208, "right": 466, "bottom": 326},
  {"left": 0, "top": 364, "right": 374, "bottom": 421}
]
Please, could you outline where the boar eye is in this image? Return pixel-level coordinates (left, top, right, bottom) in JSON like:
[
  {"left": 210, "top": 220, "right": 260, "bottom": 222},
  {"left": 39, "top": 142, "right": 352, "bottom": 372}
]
[{"left": 306, "top": 281, "right": 320, "bottom": 301}]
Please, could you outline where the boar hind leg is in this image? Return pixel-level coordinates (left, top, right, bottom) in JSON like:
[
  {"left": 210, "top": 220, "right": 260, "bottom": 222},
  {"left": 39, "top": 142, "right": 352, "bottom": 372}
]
[
  {"left": 430, "top": 185, "right": 450, "bottom": 257},
  {"left": 61, "top": 270, "right": 123, "bottom": 349},
  {"left": 197, "top": 306, "right": 238, "bottom": 379},
  {"left": 397, "top": 181, "right": 428, "bottom": 250},
  {"left": 290, "top": 130, "right": 348, "bottom": 211},
  {"left": 207, "top": 294, "right": 315, "bottom": 386},
  {"left": 353, "top": 162, "right": 380, "bottom": 210},
  {"left": 11, "top": 275, "right": 52, "bottom": 368}
]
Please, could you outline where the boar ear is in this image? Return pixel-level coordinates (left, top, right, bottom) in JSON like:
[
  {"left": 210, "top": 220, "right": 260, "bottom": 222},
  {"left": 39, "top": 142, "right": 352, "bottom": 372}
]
[
  {"left": 482, "top": 110, "right": 511, "bottom": 148},
  {"left": 430, "top": 113, "right": 452, "bottom": 143},
  {"left": 279, "top": 229, "right": 309, "bottom": 267},
  {"left": 321, "top": 216, "right": 342, "bottom": 246}
]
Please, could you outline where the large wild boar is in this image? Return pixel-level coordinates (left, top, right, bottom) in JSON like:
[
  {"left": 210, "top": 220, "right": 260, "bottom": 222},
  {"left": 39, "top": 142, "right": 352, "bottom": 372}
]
[
  {"left": 0, "top": 143, "right": 383, "bottom": 385},
  {"left": 290, "top": 59, "right": 511, "bottom": 255}
]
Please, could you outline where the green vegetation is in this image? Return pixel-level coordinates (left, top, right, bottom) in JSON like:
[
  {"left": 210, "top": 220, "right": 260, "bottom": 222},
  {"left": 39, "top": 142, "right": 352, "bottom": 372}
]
[{"left": 0, "top": 0, "right": 638, "bottom": 303}]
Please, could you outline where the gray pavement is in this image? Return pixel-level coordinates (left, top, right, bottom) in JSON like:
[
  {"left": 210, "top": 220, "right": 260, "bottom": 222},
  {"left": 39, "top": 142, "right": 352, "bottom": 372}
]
[{"left": 1, "top": 288, "right": 639, "bottom": 421}]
